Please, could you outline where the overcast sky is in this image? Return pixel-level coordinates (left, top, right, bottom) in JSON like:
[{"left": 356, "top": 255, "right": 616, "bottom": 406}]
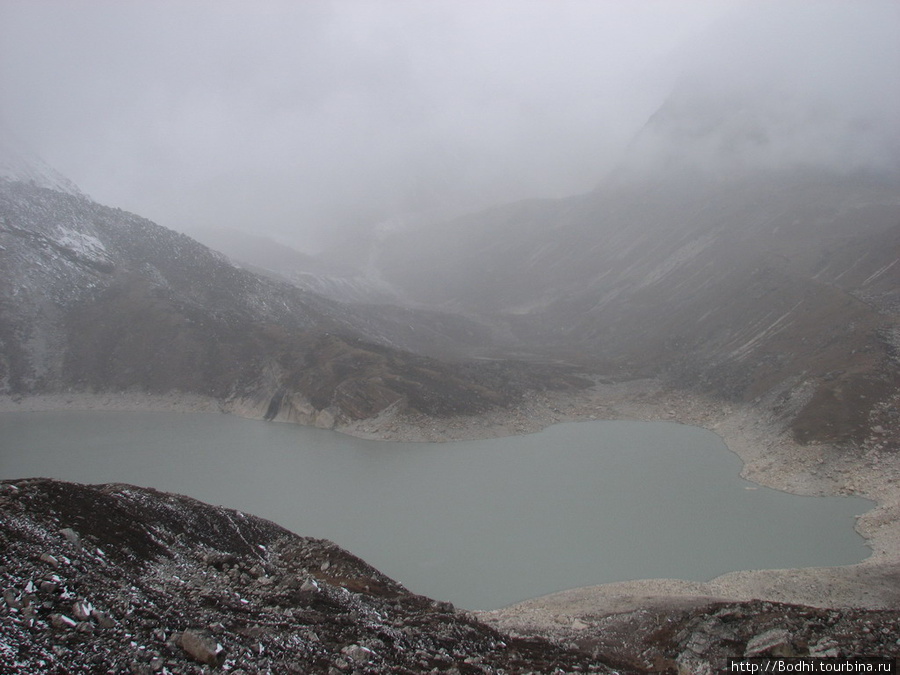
[{"left": 1, "top": 1, "right": 897, "bottom": 252}]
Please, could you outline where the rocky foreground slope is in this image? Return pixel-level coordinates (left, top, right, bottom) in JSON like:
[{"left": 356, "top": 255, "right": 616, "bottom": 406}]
[
  {"left": 0, "top": 478, "right": 613, "bottom": 674},
  {"left": 2, "top": 478, "right": 899, "bottom": 674}
]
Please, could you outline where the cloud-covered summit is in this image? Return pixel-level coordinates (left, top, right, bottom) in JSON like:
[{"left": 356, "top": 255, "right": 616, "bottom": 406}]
[
  {"left": 1, "top": 1, "right": 896, "bottom": 248},
  {"left": 0, "top": 129, "right": 83, "bottom": 197},
  {"left": 617, "top": 0, "right": 900, "bottom": 181}
]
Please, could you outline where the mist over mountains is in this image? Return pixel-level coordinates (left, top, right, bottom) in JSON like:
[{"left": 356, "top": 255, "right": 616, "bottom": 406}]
[
  {"left": 2, "top": 4, "right": 900, "bottom": 670},
  {"left": 199, "top": 68, "right": 900, "bottom": 446},
  {"left": 1, "top": 0, "right": 898, "bottom": 444},
  {"left": 2, "top": 94, "right": 899, "bottom": 669},
  {"left": 3, "top": 86, "right": 898, "bottom": 450},
  {"left": 0, "top": 133, "right": 84, "bottom": 198},
  {"left": 4, "top": 5, "right": 900, "bottom": 442},
  {"left": 0, "top": 169, "right": 582, "bottom": 428},
  {"left": 4, "top": 1, "right": 896, "bottom": 253}
]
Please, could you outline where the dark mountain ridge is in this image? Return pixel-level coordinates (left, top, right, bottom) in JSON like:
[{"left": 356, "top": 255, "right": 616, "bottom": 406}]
[{"left": 0, "top": 179, "right": 579, "bottom": 427}]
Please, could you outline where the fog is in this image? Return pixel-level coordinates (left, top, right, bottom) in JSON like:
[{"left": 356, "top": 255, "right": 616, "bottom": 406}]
[
  {"left": 1, "top": 1, "right": 897, "bottom": 252},
  {"left": 620, "top": 1, "right": 900, "bottom": 181}
]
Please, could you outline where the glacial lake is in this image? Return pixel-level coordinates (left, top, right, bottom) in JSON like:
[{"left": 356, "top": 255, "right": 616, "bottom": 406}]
[{"left": 0, "top": 411, "right": 872, "bottom": 610}]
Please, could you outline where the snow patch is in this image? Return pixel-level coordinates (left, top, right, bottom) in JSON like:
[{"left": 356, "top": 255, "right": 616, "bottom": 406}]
[
  {"left": 54, "top": 226, "right": 106, "bottom": 256},
  {"left": 0, "top": 132, "right": 84, "bottom": 197},
  {"left": 51, "top": 226, "right": 112, "bottom": 268}
]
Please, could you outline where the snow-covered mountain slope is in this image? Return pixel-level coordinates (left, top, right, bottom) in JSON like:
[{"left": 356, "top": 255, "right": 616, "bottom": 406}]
[
  {"left": 0, "top": 179, "right": 563, "bottom": 424},
  {"left": 0, "top": 133, "right": 83, "bottom": 197}
]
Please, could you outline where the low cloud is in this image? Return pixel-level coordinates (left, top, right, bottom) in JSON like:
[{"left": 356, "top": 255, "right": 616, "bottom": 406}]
[
  {"left": 1, "top": 1, "right": 895, "bottom": 250},
  {"left": 620, "top": 0, "right": 900, "bottom": 180}
]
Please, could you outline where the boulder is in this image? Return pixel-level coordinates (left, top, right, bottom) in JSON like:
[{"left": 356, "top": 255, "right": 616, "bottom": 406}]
[
  {"left": 341, "top": 644, "right": 375, "bottom": 664},
  {"left": 72, "top": 599, "right": 93, "bottom": 620},
  {"left": 180, "top": 629, "right": 224, "bottom": 666},
  {"left": 50, "top": 613, "right": 78, "bottom": 629},
  {"left": 40, "top": 553, "right": 60, "bottom": 568},
  {"left": 745, "top": 628, "right": 795, "bottom": 657},
  {"left": 59, "top": 528, "right": 82, "bottom": 550},
  {"left": 314, "top": 407, "right": 337, "bottom": 430}
]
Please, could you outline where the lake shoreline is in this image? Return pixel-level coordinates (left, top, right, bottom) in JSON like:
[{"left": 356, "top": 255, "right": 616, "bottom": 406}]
[
  {"left": 342, "top": 378, "right": 900, "bottom": 613},
  {"left": 2, "top": 380, "right": 899, "bottom": 619}
]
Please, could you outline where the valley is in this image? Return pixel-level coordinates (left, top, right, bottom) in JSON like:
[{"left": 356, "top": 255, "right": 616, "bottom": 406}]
[
  {"left": 3, "top": 6, "right": 900, "bottom": 664},
  {"left": 3, "top": 157, "right": 900, "bottom": 671}
]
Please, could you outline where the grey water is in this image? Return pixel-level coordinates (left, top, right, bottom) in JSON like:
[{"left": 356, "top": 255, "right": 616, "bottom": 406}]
[{"left": 0, "top": 411, "right": 872, "bottom": 610}]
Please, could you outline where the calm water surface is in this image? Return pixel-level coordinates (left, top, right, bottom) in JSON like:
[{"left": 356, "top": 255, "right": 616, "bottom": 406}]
[{"left": 0, "top": 411, "right": 872, "bottom": 609}]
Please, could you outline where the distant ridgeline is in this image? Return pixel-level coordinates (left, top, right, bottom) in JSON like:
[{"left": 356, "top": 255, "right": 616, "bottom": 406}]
[
  {"left": 0, "top": 174, "right": 585, "bottom": 426},
  {"left": 2, "top": 131, "right": 900, "bottom": 447}
]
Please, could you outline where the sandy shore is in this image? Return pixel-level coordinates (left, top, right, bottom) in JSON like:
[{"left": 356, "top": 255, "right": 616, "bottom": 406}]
[{"left": 3, "top": 379, "right": 899, "bottom": 621}]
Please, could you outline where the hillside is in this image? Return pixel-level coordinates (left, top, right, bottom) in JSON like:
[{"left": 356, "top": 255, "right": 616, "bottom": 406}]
[
  {"left": 0, "top": 478, "right": 615, "bottom": 673},
  {"left": 351, "top": 70, "right": 900, "bottom": 448},
  {"left": 0, "top": 179, "right": 579, "bottom": 427},
  {"left": 370, "top": 171, "right": 900, "bottom": 446}
]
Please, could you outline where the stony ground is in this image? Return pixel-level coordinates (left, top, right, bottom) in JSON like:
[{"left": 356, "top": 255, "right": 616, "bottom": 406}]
[
  {"left": 482, "top": 596, "right": 900, "bottom": 674},
  {"left": 0, "top": 478, "right": 620, "bottom": 674}
]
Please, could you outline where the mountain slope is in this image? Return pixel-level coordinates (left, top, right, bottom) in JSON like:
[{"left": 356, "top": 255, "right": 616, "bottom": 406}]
[
  {"left": 0, "top": 179, "right": 565, "bottom": 425},
  {"left": 371, "top": 172, "right": 900, "bottom": 444},
  {"left": 359, "top": 67, "right": 900, "bottom": 447},
  {"left": 0, "top": 133, "right": 83, "bottom": 197},
  {"left": 180, "top": 226, "right": 400, "bottom": 305}
]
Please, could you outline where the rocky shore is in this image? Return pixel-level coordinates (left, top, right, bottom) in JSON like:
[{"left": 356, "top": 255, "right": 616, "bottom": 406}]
[
  {"left": 348, "top": 378, "right": 900, "bottom": 670},
  {"left": 3, "top": 377, "right": 899, "bottom": 630},
  {"left": 343, "top": 379, "right": 900, "bottom": 604},
  {"left": 345, "top": 380, "right": 900, "bottom": 603}
]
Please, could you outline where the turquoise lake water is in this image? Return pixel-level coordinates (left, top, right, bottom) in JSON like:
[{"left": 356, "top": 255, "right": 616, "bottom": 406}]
[{"left": 0, "top": 411, "right": 872, "bottom": 609}]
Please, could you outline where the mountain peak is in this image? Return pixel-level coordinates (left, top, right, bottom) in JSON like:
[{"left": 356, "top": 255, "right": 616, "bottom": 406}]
[
  {"left": 611, "top": 79, "right": 900, "bottom": 186},
  {"left": 0, "top": 130, "right": 84, "bottom": 197}
]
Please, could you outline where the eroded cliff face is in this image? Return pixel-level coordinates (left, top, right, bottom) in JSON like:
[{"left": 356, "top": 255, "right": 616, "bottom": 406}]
[
  {"left": 0, "top": 478, "right": 615, "bottom": 673},
  {"left": 0, "top": 180, "right": 579, "bottom": 426}
]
